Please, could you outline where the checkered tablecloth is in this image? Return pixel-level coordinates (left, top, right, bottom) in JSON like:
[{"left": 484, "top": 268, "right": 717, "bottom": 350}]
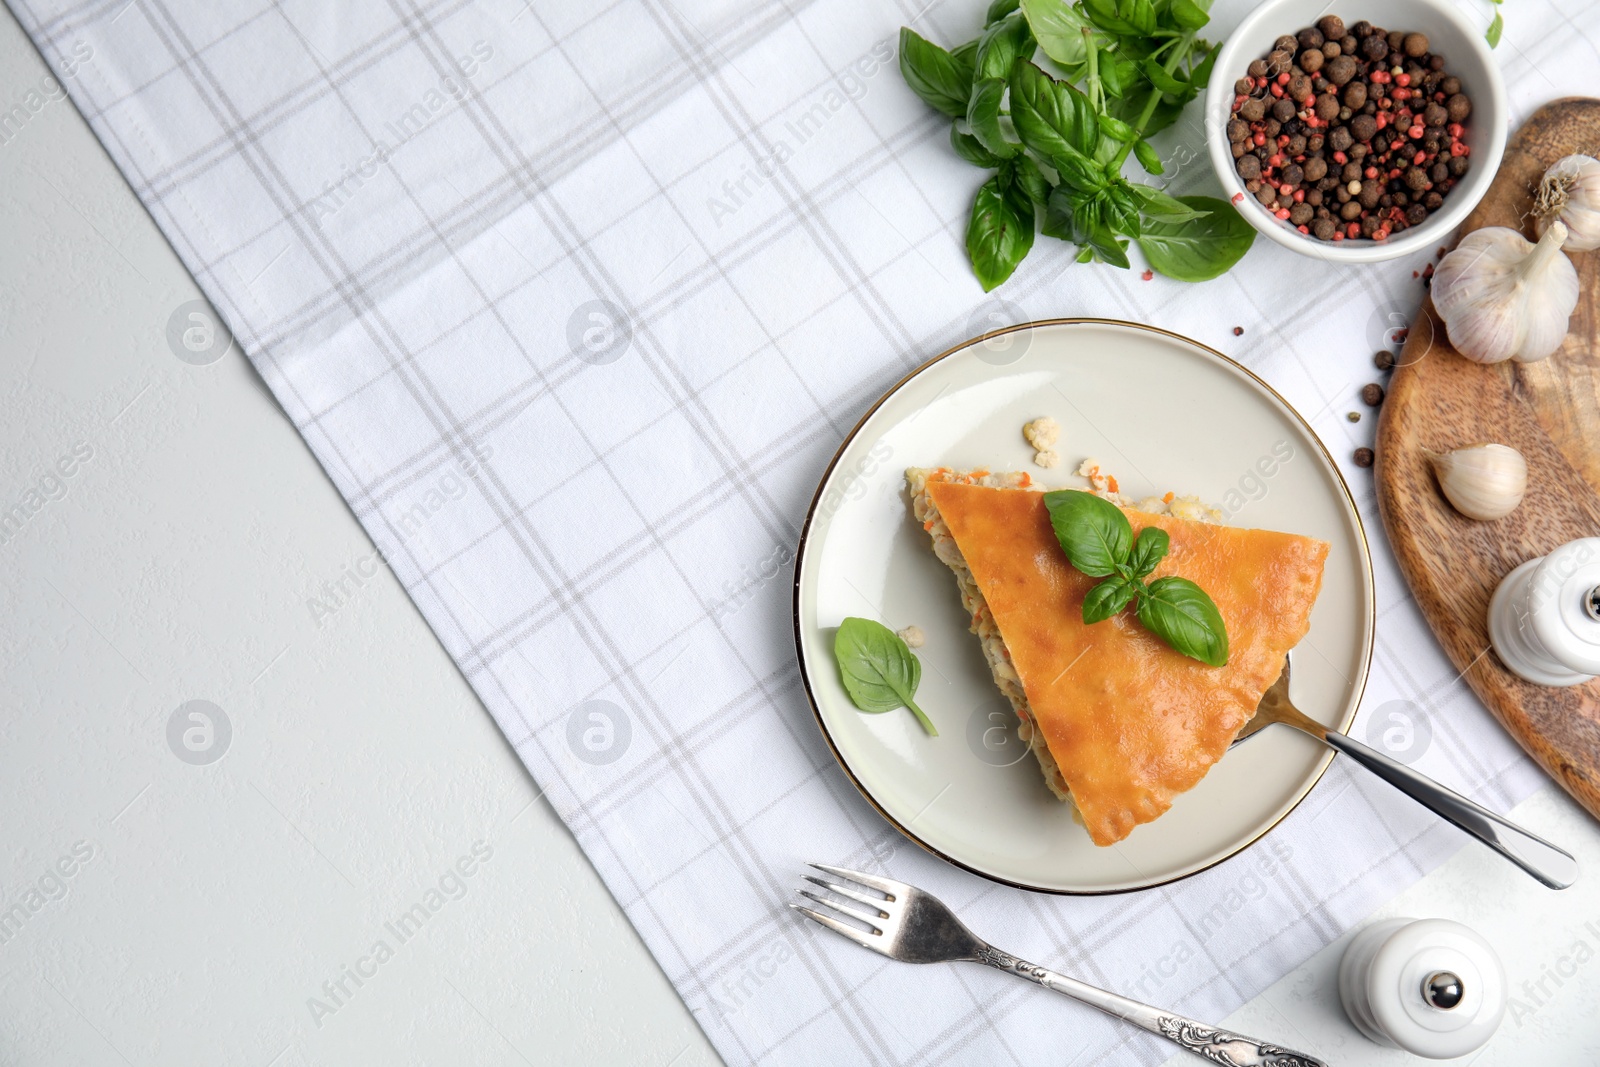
[{"left": 12, "top": 0, "right": 1590, "bottom": 1061}]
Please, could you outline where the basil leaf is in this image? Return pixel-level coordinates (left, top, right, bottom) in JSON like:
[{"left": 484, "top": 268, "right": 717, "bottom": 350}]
[
  {"left": 1187, "top": 41, "right": 1219, "bottom": 90},
  {"left": 1085, "top": 224, "right": 1130, "bottom": 268},
  {"left": 834, "top": 617, "right": 938, "bottom": 734},
  {"left": 1139, "top": 57, "right": 1189, "bottom": 97},
  {"left": 1019, "top": 0, "right": 1092, "bottom": 76},
  {"left": 967, "top": 77, "right": 1020, "bottom": 158},
  {"left": 1082, "top": 577, "right": 1139, "bottom": 624},
  {"left": 1136, "top": 194, "right": 1254, "bottom": 281},
  {"left": 975, "top": 11, "right": 1035, "bottom": 80},
  {"left": 1133, "top": 138, "right": 1164, "bottom": 175},
  {"left": 1169, "top": 0, "right": 1210, "bottom": 31},
  {"left": 1137, "top": 576, "right": 1229, "bottom": 666},
  {"left": 1081, "top": 0, "right": 1141, "bottom": 35},
  {"left": 966, "top": 169, "right": 1035, "bottom": 291},
  {"left": 1104, "top": 184, "right": 1142, "bottom": 237},
  {"left": 1013, "top": 153, "right": 1053, "bottom": 206},
  {"left": 985, "top": 0, "right": 1021, "bottom": 24},
  {"left": 1485, "top": 10, "right": 1503, "bottom": 47},
  {"left": 899, "top": 28, "right": 975, "bottom": 117},
  {"left": 1096, "top": 113, "right": 1136, "bottom": 142},
  {"left": 1127, "top": 184, "right": 1208, "bottom": 223},
  {"left": 1043, "top": 489, "right": 1131, "bottom": 577},
  {"left": 951, "top": 123, "right": 1002, "bottom": 167},
  {"left": 1128, "top": 525, "right": 1169, "bottom": 578},
  {"left": 1008, "top": 60, "right": 1100, "bottom": 165}
]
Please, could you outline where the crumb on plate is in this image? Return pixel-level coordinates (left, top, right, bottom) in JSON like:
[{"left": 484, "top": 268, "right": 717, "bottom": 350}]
[{"left": 896, "top": 624, "right": 925, "bottom": 648}]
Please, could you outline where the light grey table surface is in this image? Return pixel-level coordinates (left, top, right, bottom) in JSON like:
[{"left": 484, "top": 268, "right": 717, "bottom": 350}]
[{"left": 3, "top": 7, "right": 1598, "bottom": 1065}]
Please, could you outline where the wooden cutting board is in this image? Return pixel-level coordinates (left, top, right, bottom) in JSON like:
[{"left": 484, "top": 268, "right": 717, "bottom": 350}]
[{"left": 1376, "top": 97, "right": 1600, "bottom": 822}]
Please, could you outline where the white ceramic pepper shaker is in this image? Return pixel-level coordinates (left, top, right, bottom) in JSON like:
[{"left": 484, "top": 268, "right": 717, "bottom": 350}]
[
  {"left": 1487, "top": 537, "right": 1600, "bottom": 686},
  {"left": 1339, "top": 917, "right": 1506, "bottom": 1059}
]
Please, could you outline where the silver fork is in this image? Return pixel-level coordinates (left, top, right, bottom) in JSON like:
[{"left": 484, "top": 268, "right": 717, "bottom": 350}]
[{"left": 793, "top": 864, "right": 1327, "bottom": 1067}]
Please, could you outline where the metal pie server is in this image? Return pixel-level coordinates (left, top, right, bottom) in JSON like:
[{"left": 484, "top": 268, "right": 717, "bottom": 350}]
[{"left": 1235, "top": 659, "right": 1578, "bottom": 889}]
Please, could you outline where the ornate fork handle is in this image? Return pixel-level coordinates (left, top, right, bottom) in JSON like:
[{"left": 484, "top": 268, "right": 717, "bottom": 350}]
[{"left": 974, "top": 945, "right": 1326, "bottom": 1067}]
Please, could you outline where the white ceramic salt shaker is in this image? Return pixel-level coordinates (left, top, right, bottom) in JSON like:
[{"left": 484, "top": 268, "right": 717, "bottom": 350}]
[
  {"left": 1488, "top": 537, "right": 1600, "bottom": 686},
  {"left": 1339, "top": 917, "right": 1506, "bottom": 1059}
]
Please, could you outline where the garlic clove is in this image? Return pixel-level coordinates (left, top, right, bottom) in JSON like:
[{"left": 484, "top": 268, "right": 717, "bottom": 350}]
[
  {"left": 1424, "top": 443, "right": 1528, "bottom": 521},
  {"left": 1535, "top": 154, "right": 1600, "bottom": 253},
  {"left": 1432, "top": 222, "right": 1580, "bottom": 364}
]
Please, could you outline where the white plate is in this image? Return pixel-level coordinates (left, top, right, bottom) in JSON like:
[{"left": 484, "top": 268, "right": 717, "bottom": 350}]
[{"left": 792, "top": 320, "right": 1374, "bottom": 893}]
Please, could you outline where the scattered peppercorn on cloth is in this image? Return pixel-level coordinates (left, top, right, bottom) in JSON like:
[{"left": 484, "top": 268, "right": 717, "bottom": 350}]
[{"left": 13, "top": 0, "right": 1591, "bottom": 1062}]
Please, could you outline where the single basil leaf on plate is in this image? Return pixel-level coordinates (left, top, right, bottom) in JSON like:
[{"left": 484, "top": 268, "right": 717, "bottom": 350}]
[
  {"left": 1082, "top": 577, "right": 1140, "bottom": 624},
  {"left": 1137, "top": 194, "right": 1254, "bottom": 281},
  {"left": 1485, "top": 10, "right": 1503, "bottom": 47},
  {"left": 951, "top": 123, "right": 1003, "bottom": 168},
  {"left": 1008, "top": 60, "right": 1099, "bottom": 165},
  {"left": 966, "top": 169, "right": 1036, "bottom": 291},
  {"left": 1043, "top": 489, "right": 1132, "bottom": 577},
  {"left": 1127, "top": 183, "right": 1208, "bottom": 223},
  {"left": 967, "top": 77, "right": 1020, "bottom": 158},
  {"left": 975, "top": 10, "right": 1036, "bottom": 81},
  {"left": 1137, "top": 576, "right": 1229, "bottom": 666},
  {"left": 985, "top": 0, "right": 1022, "bottom": 25},
  {"left": 1128, "top": 525, "right": 1170, "bottom": 578},
  {"left": 899, "top": 27, "right": 976, "bottom": 117},
  {"left": 1018, "top": 0, "right": 1092, "bottom": 77},
  {"left": 833, "top": 617, "right": 938, "bottom": 735}
]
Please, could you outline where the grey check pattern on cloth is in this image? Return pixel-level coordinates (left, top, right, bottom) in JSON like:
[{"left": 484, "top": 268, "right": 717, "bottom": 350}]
[{"left": 12, "top": 0, "right": 1592, "bottom": 1061}]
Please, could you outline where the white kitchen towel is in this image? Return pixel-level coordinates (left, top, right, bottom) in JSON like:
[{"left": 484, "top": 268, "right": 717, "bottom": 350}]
[{"left": 10, "top": 0, "right": 1587, "bottom": 1061}]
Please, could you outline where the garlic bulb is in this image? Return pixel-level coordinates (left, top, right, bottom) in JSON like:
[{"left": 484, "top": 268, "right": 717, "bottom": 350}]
[
  {"left": 1431, "top": 222, "right": 1580, "bottom": 364},
  {"left": 1535, "top": 154, "right": 1600, "bottom": 252},
  {"left": 1424, "top": 443, "right": 1527, "bottom": 521}
]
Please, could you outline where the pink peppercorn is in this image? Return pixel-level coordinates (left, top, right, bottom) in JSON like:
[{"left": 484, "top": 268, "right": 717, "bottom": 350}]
[
  {"left": 1450, "top": 142, "right": 1468, "bottom": 156},
  {"left": 1274, "top": 208, "right": 1291, "bottom": 219}
]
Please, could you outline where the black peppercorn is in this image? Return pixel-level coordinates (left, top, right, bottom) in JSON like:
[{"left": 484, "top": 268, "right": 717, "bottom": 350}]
[
  {"left": 1362, "top": 383, "right": 1385, "bottom": 406},
  {"left": 1350, "top": 113, "right": 1377, "bottom": 142},
  {"left": 1317, "top": 15, "right": 1346, "bottom": 40},
  {"left": 1240, "top": 97, "right": 1267, "bottom": 122},
  {"left": 1354, "top": 448, "right": 1374, "bottom": 468},
  {"left": 1375, "top": 349, "right": 1396, "bottom": 372},
  {"left": 1360, "top": 34, "right": 1389, "bottom": 61}
]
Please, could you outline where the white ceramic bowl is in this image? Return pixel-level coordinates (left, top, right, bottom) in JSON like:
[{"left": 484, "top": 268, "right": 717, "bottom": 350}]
[{"left": 1205, "top": 0, "right": 1507, "bottom": 264}]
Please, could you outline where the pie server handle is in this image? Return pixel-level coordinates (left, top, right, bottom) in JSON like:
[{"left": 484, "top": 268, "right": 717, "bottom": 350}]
[{"left": 1323, "top": 729, "right": 1579, "bottom": 889}]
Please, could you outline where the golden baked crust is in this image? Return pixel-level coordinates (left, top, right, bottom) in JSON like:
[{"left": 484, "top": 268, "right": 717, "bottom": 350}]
[{"left": 924, "top": 475, "right": 1328, "bottom": 846}]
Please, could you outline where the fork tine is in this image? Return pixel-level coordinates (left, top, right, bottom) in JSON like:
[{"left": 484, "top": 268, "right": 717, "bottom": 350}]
[
  {"left": 809, "top": 862, "right": 903, "bottom": 897},
  {"left": 789, "top": 903, "right": 880, "bottom": 952},
  {"left": 802, "top": 874, "right": 890, "bottom": 912},
  {"left": 797, "top": 889, "right": 885, "bottom": 930}
]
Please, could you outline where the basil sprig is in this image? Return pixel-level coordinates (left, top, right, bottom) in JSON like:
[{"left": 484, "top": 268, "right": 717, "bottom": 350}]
[
  {"left": 833, "top": 617, "right": 938, "bottom": 735},
  {"left": 1043, "top": 490, "right": 1228, "bottom": 666},
  {"left": 897, "top": 0, "right": 1254, "bottom": 289}
]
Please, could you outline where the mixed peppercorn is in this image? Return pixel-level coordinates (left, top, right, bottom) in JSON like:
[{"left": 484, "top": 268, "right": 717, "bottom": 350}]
[{"left": 1227, "top": 16, "right": 1473, "bottom": 243}]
